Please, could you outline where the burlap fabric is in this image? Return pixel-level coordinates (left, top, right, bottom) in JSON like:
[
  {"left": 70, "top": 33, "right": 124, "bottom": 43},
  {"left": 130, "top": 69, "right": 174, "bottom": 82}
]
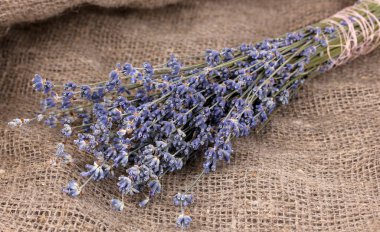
[{"left": 0, "top": 0, "right": 379, "bottom": 231}]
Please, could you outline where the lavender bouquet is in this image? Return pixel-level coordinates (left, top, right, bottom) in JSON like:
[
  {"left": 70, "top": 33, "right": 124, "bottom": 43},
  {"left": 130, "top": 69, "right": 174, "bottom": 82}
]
[{"left": 8, "top": 0, "right": 380, "bottom": 229}]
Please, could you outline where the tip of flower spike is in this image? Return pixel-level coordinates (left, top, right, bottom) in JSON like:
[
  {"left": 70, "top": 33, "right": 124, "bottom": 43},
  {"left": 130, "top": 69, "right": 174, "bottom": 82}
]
[
  {"left": 56, "top": 143, "right": 65, "bottom": 157},
  {"left": 61, "top": 124, "right": 72, "bottom": 137},
  {"left": 33, "top": 74, "right": 42, "bottom": 80},
  {"left": 32, "top": 74, "right": 54, "bottom": 93},
  {"left": 176, "top": 214, "right": 192, "bottom": 229},
  {"left": 109, "top": 70, "right": 119, "bottom": 81},
  {"left": 8, "top": 118, "right": 23, "bottom": 127},
  {"left": 37, "top": 114, "right": 44, "bottom": 122},
  {"left": 111, "top": 199, "right": 124, "bottom": 211},
  {"left": 56, "top": 143, "right": 73, "bottom": 164},
  {"left": 138, "top": 198, "right": 149, "bottom": 208},
  {"left": 32, "top": 74, "right": 43, "bottom": 91},
  {"left": 63, "top": 180, "right": 81, "bottom": 197}
]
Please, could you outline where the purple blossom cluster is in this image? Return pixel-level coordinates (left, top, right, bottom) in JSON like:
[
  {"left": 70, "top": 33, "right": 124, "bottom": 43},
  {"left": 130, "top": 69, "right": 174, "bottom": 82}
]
[{"left": 10, "top": 21, "right": 349, "bottom": 228}]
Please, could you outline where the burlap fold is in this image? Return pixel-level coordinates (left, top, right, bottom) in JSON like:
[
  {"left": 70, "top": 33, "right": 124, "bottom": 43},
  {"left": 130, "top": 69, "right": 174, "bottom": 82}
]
[{"left": 0, "top": 0, "right": 379, "bottom": 231}]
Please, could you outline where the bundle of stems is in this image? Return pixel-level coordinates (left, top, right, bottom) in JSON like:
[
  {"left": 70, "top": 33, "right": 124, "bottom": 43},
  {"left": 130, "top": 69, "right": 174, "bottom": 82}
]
[{"left": 9, "top": 0, "right": 380, "bottom": 228}]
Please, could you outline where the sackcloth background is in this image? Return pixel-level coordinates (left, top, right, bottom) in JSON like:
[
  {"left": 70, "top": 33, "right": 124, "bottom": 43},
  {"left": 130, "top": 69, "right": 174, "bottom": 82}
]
[{"left": 0, "top": 0, "right": 379, "bottom": 231}]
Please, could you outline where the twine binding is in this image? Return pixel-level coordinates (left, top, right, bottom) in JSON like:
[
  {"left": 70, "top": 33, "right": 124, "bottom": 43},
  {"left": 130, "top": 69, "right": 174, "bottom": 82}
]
[{"left": 323, "top": 0, "right": 380, "bottom": 67}]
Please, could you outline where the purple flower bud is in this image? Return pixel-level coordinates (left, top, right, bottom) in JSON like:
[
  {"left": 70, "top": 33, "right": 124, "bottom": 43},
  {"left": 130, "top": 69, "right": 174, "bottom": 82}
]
[
  {"left": 138, "top": 198, "right": 150, "bottom": 208},
  {"left": 176, "top": 214, "right": 192, "bottom": 229},
  {"left": 32, "top": 74, "right": 44, "bottom": 92},
  {"left": 61, "top": 124, "right": 72, "bottom": 137},
  {"left": 63, "top": 180, "right": 81, "bottom": 197},
  {"left": 111, "top": 199, "right": 124, "bottom": 211}
]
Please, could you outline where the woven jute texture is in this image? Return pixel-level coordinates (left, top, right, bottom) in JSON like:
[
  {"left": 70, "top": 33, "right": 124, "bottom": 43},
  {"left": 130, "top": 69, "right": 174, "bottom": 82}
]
[{"left": 1, "top": 0, "right": 379, "bottom": 231}]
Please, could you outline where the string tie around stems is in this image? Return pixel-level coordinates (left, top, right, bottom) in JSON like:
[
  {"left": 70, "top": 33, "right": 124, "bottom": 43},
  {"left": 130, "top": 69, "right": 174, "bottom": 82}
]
[{"left": 322, "top": 0, "right": 380, "bottom": 67}]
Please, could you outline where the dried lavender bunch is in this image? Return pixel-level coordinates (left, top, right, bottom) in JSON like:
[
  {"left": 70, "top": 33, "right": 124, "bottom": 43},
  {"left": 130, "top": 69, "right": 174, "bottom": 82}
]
[{"left": 8, "top": 0, "right": 380, "bottom": 229}]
